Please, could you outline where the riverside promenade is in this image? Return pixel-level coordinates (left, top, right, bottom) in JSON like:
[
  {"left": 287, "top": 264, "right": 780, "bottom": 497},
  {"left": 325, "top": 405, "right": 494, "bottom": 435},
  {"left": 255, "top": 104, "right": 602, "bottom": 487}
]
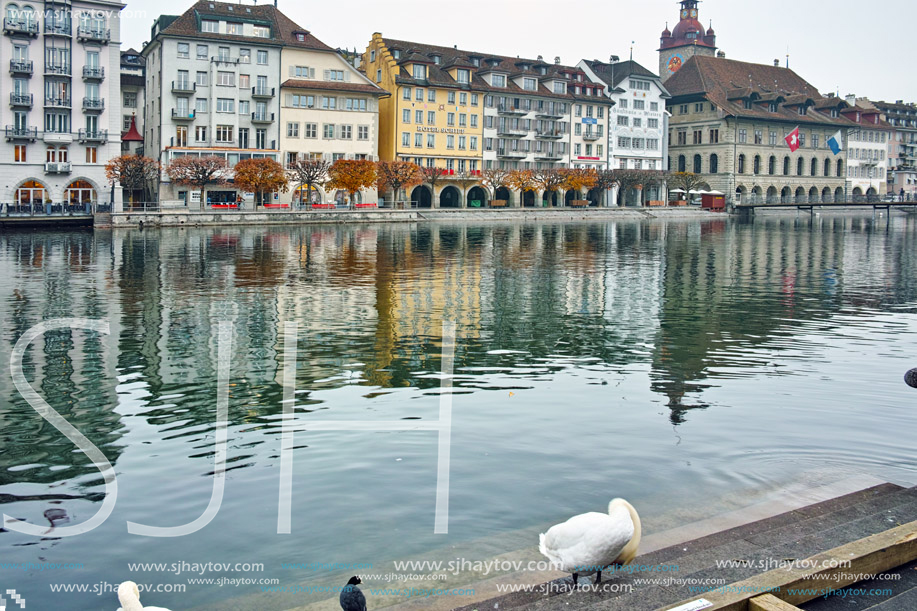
[{"left": 101, "top": 206, "right": 711, "bottom": 228}]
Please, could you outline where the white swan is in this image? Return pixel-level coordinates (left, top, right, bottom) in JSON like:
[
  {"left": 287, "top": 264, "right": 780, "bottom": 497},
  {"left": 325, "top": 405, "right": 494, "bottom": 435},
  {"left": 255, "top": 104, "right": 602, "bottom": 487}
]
[
  {"left": 116, "top": 581, "right": 172, "bottom": 611},
  {"left": 539, "top": 497, "right": 641, "bottom": 586}
]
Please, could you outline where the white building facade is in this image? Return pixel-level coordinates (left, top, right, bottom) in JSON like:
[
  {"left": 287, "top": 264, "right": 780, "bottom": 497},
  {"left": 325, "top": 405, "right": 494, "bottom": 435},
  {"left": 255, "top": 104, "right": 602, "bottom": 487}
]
[
  {"left": 579, "top": 59, "right": 670, "bottom": 193},
  {"left": 143, "top": 1, "right": 287, "bottom": 205},
  {"left": 279, "top": 44, "right": 386, "bottom": 205},
  {"left": 1, "top": 0, "right": 124, "bottom": 212}
]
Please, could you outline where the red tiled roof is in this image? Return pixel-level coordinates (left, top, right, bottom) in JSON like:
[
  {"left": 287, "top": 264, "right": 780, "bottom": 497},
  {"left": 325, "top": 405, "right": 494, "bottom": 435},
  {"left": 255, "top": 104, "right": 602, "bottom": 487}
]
[
  {"left": 155, "top": 1, "right": 332, "bottom": 51},
  {"left": 665, "top": 55, "right": 855, "bottom": 127},
  {"left": 379, "top": 36, "right": 612, "bottom": 104}
]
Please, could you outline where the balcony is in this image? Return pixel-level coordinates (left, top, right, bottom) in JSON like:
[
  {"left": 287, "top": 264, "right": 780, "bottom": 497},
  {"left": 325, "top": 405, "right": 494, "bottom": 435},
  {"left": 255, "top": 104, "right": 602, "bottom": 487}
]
[
  {"left": 82, "top": 66, "right": 104, "bottom": 80},
  {"left": 251, "top": 111, "right": 274, "bottom": 123},
  {"left": 251, "top": 86, "right": 275, "bottom": 99},
  {"left": 44, "top": 63, "right": 71, "bottom": 76},
  {"left": 497, "top": 103, "right": 527, "bottom": 116},
  {"left": 171, "top": 109, "right": 195, "bottom": 121},
  {"left": 9, "top": 59, "right": 33, "bottom": 75},
  {"left": 535, "top": 151, "right": 563, "bottom": 161},
  {"left": 3, "top": 19, "right": 39, "bottom": 37},
  {"left": 44, "top": 20, "right": 71, "bottom": 36},
  {"left": 5, "top": 126, "right": 37, "bottom": 141},
  {"left": 45, "top": 96, "right": 71, "bottom": 108},
  {"left": 10, "top": 93, "right": 32, "bottom": 107},
  {"left": 583, "top": 131, "right": 602, "bottom": 141},
  {"left": 77, "top": 128, "right": 107, "bottom": 143},
  {"left": 497, "top": 125, "right": 528, "bottom": 137},
  {"left": 171, "top": 80, "right": 196, "bottom": 94},
  {"left": 44, "top": 161, "right": 71, "bottom": 174},
  {"left": 82, "top": 97, "right": 104, "bottom": 111},
  {"left": 496, "top": 148, "right": 526, "bottom": 159},
  {"left": 535, "top": 128, "right": 564, "bottom": 139},
  {"left": 536, "top": 107, "right": 565, "bottom": 119},
  {"left": 76, "top": 26, "right": 110, "bottom": 44}
]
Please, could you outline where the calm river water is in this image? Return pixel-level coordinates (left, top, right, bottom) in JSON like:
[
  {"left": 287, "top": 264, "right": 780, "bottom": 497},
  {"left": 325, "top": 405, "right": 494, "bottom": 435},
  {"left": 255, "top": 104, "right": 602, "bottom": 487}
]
[{"left": 1, "top": 215, "right": 916, "bottom": 610}]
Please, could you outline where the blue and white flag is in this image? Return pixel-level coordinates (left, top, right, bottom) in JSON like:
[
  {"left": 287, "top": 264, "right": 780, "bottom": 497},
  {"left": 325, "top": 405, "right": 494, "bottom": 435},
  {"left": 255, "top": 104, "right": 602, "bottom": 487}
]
[{"left": 827, "top": 130, "right": 843, "bottom": 155}]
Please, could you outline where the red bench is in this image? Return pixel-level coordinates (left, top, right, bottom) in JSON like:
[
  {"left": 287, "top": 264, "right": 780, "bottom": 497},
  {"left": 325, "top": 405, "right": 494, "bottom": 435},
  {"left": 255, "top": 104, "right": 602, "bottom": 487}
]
[
  {"left": 210, "top": 203, "right": 238, "bottom": 209},
  {"left": 263, "top": 203, "right": 290, "bottom": 209},
  {"left": 311, "top": 203, "right": 336, "bottom": 210},
  {"left": 355, "top": 203, "right": 377, "bottom": 209}
]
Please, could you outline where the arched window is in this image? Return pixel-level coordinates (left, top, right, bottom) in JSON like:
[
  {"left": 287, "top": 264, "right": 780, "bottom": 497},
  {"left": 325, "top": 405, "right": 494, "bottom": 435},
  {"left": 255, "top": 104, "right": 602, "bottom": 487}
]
[
  {"left": 738, "top": 154, "right": 746, "bottom": 174},
  {"left": 5, "top": 3, "right": 19, "bottom": 22},
  {"left": 46, "top": 146, "right": 57, "bottom": 162},
  {"left": 753, "top": 155, "right": 761, "bottom": 174},
  {"left": 824, "top": 158, "right": 831, "bottom": 176},
  {"left": 693, "top": 154, "right": 702, "bottom": 174},
  {"left": 810, "top": 158, "right": 818, "bottom": 176},
  {"left": 678, "top": 155, "right": 686, "bottom": 172},
  {"left": 710, "top": 154, "right": 718, "bottom": 174},
  {"left": 783, "top": 156, "right": 790, "bottom": 175},
  {"left": 796, "top": 157, "right": 804, "bottom": 176},
  {"left": 768, "top": 156, "right": 776, "bottom": 175},
  {"left": 66, "top": 180, "right": 96, "bottom": 207},
  {"left": 17, "top": 180, "right": 47, "bottom": 206},
  {"left": 59, "top": 146, "right": 68, "bottom": 162},
  {"left": 836, "top": 159, "right": 843, "bottom": 177}
]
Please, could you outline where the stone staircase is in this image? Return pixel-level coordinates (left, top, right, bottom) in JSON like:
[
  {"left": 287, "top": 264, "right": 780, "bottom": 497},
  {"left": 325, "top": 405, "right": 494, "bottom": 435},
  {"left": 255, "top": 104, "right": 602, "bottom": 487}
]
[{"left": 451, "top": 483, "right": 917, "bottom": 611}]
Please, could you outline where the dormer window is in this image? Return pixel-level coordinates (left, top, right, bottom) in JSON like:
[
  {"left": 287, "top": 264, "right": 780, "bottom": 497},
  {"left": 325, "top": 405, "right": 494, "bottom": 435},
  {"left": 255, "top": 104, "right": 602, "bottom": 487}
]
[
  {"left": 227, "top": 22, "right": 242, "bottom": 35},
  {"left": 830, "top": 108, "right": 838, "bottom": 118},
  {"left": 743, "top": 99, "right": 752, "bottom": 109},
  {"left": 432, "top": 54, "right": 441, "bottom": 64},
  {"left": 201, "top": 19, "right": 218, "bottom": 33},
  {"left": 253, "top": 26, "right": 270, "bottom": 38},
  {"left": 769, "top": 102, "right": 777, "bottom": 112},
  {"left": 471, "top": 57, "right": 480, "bottom": 67},
  {"left": 392, "top": 49, "right": 401, "bottom": 59},
  {"left": 296, "top": 33, "right": 306, "bottom": 42},
  {"left": 523, "top": 77, "right": 536, "bottom": 91},
  {"left": 413, "top": 64, "right": 425, "bottom": 80},
  {"left": 456, "top": 68, "right": 470, "bottom": 84},
  {"left": 540, "top": 67, "right": 547, "bottom": 75},
  {"left": 798, "top": 105, "right": 807, "bottom": 116},
  {"left": 554, "top": 81, "right": 566, "bottom": 94},
  {"left": 492, "top": 74, "right": 506, "bottom": 87}
]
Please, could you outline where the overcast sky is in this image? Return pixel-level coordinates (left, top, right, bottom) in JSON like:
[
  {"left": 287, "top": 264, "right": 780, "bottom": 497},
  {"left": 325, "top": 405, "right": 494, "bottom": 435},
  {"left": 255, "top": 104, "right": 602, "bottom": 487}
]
[{"left": 120, "top": 0, "right": 915, "bottom": 104}]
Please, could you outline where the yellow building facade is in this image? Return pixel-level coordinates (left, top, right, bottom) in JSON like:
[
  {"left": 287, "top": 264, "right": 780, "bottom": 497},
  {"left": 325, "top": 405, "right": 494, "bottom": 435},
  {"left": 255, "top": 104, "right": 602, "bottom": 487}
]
[{"left": 363, "top": 34, "right": 485, "bottom": 205}]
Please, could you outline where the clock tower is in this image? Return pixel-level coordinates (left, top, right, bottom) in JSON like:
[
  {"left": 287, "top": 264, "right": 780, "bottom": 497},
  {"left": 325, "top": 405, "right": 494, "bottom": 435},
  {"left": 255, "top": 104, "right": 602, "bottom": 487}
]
[{"left": 659, "top": 0, "right": 717, "bottom": 82}]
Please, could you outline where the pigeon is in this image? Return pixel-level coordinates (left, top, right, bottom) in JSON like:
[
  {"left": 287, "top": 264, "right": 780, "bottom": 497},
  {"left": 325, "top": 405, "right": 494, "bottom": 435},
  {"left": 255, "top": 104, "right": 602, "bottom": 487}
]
[{"left": 340, "top": 575, "right": 367, "bottom": 611}]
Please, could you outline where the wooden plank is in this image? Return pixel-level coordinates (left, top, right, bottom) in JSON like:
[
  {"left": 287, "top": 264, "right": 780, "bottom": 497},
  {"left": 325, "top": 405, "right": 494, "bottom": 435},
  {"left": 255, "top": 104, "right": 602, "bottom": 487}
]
[
  {"left": 659, "top": 519, "right": 917, "bottom": 611},
  {"left": 749, "top": 594, "right": 802, "bottom": 611}
]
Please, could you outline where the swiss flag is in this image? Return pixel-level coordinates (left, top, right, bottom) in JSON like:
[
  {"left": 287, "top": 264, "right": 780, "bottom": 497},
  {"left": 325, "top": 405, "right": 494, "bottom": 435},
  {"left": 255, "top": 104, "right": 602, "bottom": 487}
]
[{"left": 785, "top": 127, "right": 801, "bottom": 152}]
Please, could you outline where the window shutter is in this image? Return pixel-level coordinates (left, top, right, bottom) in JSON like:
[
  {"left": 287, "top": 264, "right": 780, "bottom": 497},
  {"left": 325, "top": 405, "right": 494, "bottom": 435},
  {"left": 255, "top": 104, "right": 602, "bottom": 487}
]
[
  {"left": 289, "top": 66, "right": 295, "bottom": 77},
  {"left": 323, "top": 69, "right": 330, "bottom": 80},
  {"left": 344, "top": 71, "right": 351, "bottom": 82},
  {"left": 285, "top": 93, "right": 292, "bottom": 106}
]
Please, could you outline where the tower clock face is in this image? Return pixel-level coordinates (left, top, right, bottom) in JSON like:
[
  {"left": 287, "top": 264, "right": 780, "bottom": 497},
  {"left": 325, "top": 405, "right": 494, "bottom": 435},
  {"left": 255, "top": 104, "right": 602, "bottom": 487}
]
[
  {"left": 681, "top": 9, "right": 688, "bottom": 18},
  {"left": 690, "top": 8, "right": 697, "bottom": 17},
  {"left": 667, "top": 53, "right": 684, "bottom": 74}
]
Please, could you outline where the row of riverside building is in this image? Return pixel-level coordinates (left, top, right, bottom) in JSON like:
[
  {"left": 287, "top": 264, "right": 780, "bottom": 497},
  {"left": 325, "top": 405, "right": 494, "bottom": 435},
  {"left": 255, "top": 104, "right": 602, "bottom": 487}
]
[{"left": 3, "top": 0, "right": 915, "bottom": 211}]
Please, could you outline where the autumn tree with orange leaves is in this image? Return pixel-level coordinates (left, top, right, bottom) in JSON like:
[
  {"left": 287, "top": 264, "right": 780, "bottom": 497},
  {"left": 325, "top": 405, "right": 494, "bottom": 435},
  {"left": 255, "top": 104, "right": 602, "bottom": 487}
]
[
  {"left": 506, "top": 169, "right": 537, "bottom": 192},
  {"left": 561, "top": 168, "right": 597, "bottom": 193},
  {"left": 376, "top": 160, "right": 422, "bottom": 205},
  {"left": 534, "top": 169, "right": 566, "bottom": 206},
  {"left": 105, "top": 154, "right": 160, "bottom": 204},
  {"left": 327, "top": 159, "right": 377, "bottom": 206},
  {"left": 234, "top": 158, "right": 288, "bottom": 207},
  {"left": 166, "top": 155, "right": 230, "bottom": 206}
]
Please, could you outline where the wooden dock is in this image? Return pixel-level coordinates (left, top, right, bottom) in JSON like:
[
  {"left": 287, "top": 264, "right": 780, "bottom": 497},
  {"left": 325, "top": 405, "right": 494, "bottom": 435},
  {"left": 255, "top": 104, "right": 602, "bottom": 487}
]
[{"left": 449, "top": 483, "right": 917, "bottom": 611}]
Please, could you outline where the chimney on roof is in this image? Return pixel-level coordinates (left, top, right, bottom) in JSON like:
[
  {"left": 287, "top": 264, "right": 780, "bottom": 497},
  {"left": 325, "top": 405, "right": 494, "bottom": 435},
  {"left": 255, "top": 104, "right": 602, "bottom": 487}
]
[
  {"left": 774, "top": 59, "right": 779, "bottom": 67},
  {"left": 717, "top": 51, "right": 726, "bottom": 58},
  {"left": 554, "top": 56, "right": 560, "bottom": 64},
  {"left": 609, "top": 55, "right": 619, "bottom": 63},
  {"left": 537, "top": 55, "right": 543, "bottom": 61},
  {"left": 845, "top": 93, "right": 857, "bottom": 105},
  {"left": 896, "top": 99, "right": 904, "bottom": 104}
]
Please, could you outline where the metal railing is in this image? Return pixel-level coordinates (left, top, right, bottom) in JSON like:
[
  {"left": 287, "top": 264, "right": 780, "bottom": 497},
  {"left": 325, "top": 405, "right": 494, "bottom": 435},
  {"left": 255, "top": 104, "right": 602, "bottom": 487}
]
[
  {"left": 251, "top": 86, "right": 275, "bottom": 98},
  {"left": 82, "top": 97, "right": 104, "bottom": 111},
  {"left": 2, "top": 201, "right": 95, "bottom": 216},
  {"left": 82, "top": 66, "right": 104, "bottom": 79},
  {"left": 76, "top": 26, "right": 110, "bottom": 42},
  {"left": 44, "top": 63, "right": 71, "bottom": 76},
  {"left": 3, "top": 19, "right": 38, "bottom": 35},
  {"left": 171, "top": 80, "right": 196, "bottom": 93},
  {"left": 5, "top": 126, "right": 37, "bottom": 140},
  {"left": 77, "top": 128, "right": 107, "bottom": 142},
  {"left": 10, "top": 93, "right": 32, "bottom": 106},
  {"left": 9, "top": 60, "right": 32, "bottom": 74}
]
